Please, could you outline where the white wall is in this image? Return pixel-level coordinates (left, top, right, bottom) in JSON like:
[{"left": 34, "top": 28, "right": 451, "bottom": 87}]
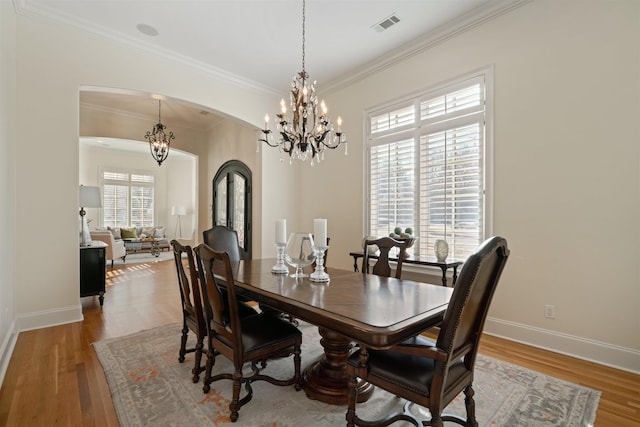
[
  {"left": 0, "top": 0, "right": 17, "bottom": 385},
  {"left": 305, "top": 0, "right": 640, "bottom": 371}
]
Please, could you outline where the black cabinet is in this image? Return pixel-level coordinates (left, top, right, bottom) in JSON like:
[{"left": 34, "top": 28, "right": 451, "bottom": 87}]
[{"left": 80, "top": 243, "right": 107, "bottom": 305}]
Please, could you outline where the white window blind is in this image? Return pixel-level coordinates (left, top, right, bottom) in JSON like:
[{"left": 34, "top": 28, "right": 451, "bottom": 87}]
[
  {"left": 369, "top": 138, "right": 415, "bottom": 240},
  {"left": 101, "top": 170, "right": 155, "bottom": 228},
  {"left": 367, "top": 72, "right": 491, "bottom": 261}
]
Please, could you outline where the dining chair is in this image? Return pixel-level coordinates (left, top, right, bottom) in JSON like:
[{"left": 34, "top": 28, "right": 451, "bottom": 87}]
[
  {"left": 346, "top": 236, "right": 510, "bottom": 427},
  {"left": 202, "top": 225, "right": 244, "bottom": 261},
  {"left": 362, "top": 236, "right": 409, "bottom": 279},
  {"left": 194, "top": 243, "right": 302, "bottom": 423},
  {"left": 171, "top": 239, "right": 207, "bottom": 383}
]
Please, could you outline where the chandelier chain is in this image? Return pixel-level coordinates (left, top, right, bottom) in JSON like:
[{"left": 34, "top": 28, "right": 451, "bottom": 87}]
[{"left": 301, "top": 0, "right": 306, "bottom": 72}]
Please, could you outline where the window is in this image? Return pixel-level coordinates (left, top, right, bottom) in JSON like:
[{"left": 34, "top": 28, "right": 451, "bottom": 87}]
[
  {"left": 366, "top": 71, "right": 492, "bottom": 261},
  {"left": 213, "top": 160, "right": 252, "bottom": 259},
  {"left": 101, "top": 170, "right": 155, "bottom": 228}
]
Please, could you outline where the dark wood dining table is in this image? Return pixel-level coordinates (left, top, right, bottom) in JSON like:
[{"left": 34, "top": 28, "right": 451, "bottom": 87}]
[{"left": 228, "top": 258, "right": 454, "bottom": 405}]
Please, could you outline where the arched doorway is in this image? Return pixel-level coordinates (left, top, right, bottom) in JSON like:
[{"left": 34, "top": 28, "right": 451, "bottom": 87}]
[{"left": 213, "top": 160, "right": 252, "bottom": 259}]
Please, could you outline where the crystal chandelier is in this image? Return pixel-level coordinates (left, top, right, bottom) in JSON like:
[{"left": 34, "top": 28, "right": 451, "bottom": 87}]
[
  {"left": 258, "top": 0, "right": 347, "bottom": 165},
  {"left": 144, "top": 99, "right": 174, "bottom": 166}
]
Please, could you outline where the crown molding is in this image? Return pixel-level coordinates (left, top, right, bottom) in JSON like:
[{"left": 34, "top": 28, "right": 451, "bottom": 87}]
[{"left": 15, "top": 0, "right": 530, "bottom": 97}]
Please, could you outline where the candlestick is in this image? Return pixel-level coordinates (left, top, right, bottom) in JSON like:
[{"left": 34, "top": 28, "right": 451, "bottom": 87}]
[
  {"left": 272, "top": 243, "right": 288, "bottom": 274},
  {"left": 310, "top": 245, "right": 330, "bottom": 282}
]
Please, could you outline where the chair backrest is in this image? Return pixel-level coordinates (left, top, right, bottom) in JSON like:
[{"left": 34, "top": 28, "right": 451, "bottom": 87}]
[
  {"left": 202, "top": 226, "right": 242, "bottom": 262},
  {"left": 362, "top": 236, "right": 408, "bottom": 279},
  {"left": 193, "top": 243, "right": 240, "bottom": 350},
  {"left": 436, "top": 236, "right": 509, "bottom": 366},
  {"left": 90, "top": 231, "right": 115, "bottom": 258},
  {"left": 170, "top": 239, "right": 205, "bottom": 329}
]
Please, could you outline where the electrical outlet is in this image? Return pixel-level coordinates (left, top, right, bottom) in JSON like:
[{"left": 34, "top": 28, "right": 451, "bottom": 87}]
[{"left": 544, "top": 304, "right": 556, "bottom": 319}]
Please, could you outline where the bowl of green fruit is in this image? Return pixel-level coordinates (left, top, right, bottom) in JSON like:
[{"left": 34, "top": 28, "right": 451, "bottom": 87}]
[{"left": 389, "top": 227, "right": 417, "bottom": 257}]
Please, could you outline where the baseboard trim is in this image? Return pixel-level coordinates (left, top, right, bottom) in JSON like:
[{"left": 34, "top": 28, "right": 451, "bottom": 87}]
[
  {"left": 14, "top": 304, "right": 83, "bottom": 333},
  {"left": 485, "top": 317, "right": 640, "bottom": 375},
  {"left": 0, "top": 320, "right": 18, "bottom": 389}
]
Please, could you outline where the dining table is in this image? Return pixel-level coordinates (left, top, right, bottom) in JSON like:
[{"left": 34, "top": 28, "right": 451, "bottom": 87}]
[{"left": 228, "top": 258, "right": 454, "bottom": 405}]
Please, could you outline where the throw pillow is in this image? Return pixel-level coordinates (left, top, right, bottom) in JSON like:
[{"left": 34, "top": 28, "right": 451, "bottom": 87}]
[
  {"left": 120, "top": 227, "right": 137, "bottom": 239},
  {"left": 141, "top": 227, "right": 155, "bottom": 238},
  {"left": 110, "top": 227, "right": 122, "bottom": 239},
  {"left": 154, "top": 227, "right": 166, "bottom": 238}
]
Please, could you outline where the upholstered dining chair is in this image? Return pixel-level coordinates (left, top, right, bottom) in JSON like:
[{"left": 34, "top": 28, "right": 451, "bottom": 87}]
[
  {"left": 362, "top": 236, "right": 409, "bottom": 279},
  {"left": 194, "top": 244, "right": 302, "bottom": 423},
  {"left": 202, "top": 225, "right": 244, "bottom": 261},
  {"left": 346, "top": 236, "right": 510, "bottom": 427},
  {"left": 171, "top": 239, "right": 207, "bottom": 383}
]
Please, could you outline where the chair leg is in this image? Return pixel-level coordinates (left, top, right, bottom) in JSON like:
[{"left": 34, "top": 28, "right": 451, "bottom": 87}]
[
  {"left": 178, "top": 325, "right": 188, "bottom": 363},
  {"left": 202, "top": 346, "right": 216, "bottom": 393},
  {"left": 293, "top": 343, "right": 302, "bottom": 390},
  {"left": 192, "top": 338, "right": 204, "bottom": 383},
  {"left": 229, "top": 369, "right": 243, "bottom": 422},
  {"left": 464, "top": 384, "right": 478, "bottom": 427}
]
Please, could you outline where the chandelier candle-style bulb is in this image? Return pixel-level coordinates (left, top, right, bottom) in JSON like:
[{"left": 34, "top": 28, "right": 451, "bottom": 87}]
[{"left": 258, "top": 0, "right": 346, "bottom": 166}]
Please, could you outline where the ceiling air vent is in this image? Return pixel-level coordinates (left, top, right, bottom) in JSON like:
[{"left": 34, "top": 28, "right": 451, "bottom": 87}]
[{"left": 372, "top": 13, "right": 401, "bottom": 32}]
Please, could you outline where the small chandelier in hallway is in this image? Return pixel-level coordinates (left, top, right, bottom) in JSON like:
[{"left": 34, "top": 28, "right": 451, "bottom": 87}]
[
  {"left": 145, "top": 99, "right": 174, "bottom": 166},
  {"left": 258, "top": 0, "right": 346, "bottom": 166}
]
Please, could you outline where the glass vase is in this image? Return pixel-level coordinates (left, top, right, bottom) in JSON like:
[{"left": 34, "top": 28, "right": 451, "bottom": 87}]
[
  {"left": 434, "top": 239, "right": 449, "bottom": 262},
  {"left": 284, "top": 232, "right": 316, "bottom": 278}
]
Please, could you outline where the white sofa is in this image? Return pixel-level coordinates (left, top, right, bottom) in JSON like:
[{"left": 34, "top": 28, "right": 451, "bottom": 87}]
[{"left": 90, "top": 231, "right": 127, "bottom": 267}]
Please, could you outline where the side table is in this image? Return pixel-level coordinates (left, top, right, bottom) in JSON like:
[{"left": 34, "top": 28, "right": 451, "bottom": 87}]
[
  {"left": 349, "top": 251, "right": 463, "bottom": 287},
  {"left": 80, "top": 241, "right": 107, "bottom": 305}
]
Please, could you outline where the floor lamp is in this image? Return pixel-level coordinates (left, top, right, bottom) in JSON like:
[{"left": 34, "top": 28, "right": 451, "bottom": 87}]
[
  {"left": 171, "top": 206, "right": 186, "bottom": 239},
  {"left": 79, "top": 185, "right": 102, "bottom": 247}
]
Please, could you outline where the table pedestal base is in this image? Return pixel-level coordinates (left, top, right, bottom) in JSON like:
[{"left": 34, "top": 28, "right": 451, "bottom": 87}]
[{"left": 302, "top": 326, "right": 374, "bottom": 405}]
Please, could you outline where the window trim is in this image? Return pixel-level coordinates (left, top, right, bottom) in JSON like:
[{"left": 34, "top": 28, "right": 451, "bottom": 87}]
[{"left": 364, "top": 66, "right": 494, "bottom": 261}]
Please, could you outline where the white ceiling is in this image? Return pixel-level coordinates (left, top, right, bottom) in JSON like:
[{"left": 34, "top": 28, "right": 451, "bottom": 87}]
[{"left": 16, "top": 0, "right": 526, "bottom": 139}]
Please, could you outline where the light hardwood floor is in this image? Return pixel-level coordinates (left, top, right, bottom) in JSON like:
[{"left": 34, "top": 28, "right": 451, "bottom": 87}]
[{"left": 0, "top": 259, "right": 638, "bottom": 426}]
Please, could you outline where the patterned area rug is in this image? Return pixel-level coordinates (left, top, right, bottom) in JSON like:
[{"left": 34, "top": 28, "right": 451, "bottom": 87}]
[{"left": 93, "top": 322, "right": 600, "bottom": 427}]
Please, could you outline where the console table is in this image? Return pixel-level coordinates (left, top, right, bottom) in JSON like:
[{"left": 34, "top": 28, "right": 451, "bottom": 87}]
[
  {"left": 80, "top": 241, "right": 107, "bottom": 305},
  {"left": 349, "top": 251, "right": 463, "bottom": 287}
]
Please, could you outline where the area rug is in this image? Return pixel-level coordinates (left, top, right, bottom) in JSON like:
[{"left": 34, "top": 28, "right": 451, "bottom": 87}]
[{"left": 93, "top": 322, "right": 600, "bottom": 427}]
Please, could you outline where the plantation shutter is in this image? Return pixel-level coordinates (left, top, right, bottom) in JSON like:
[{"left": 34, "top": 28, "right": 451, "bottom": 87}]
[{"left": 369, "top": 138, "right": 415, "bottom": 240}]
